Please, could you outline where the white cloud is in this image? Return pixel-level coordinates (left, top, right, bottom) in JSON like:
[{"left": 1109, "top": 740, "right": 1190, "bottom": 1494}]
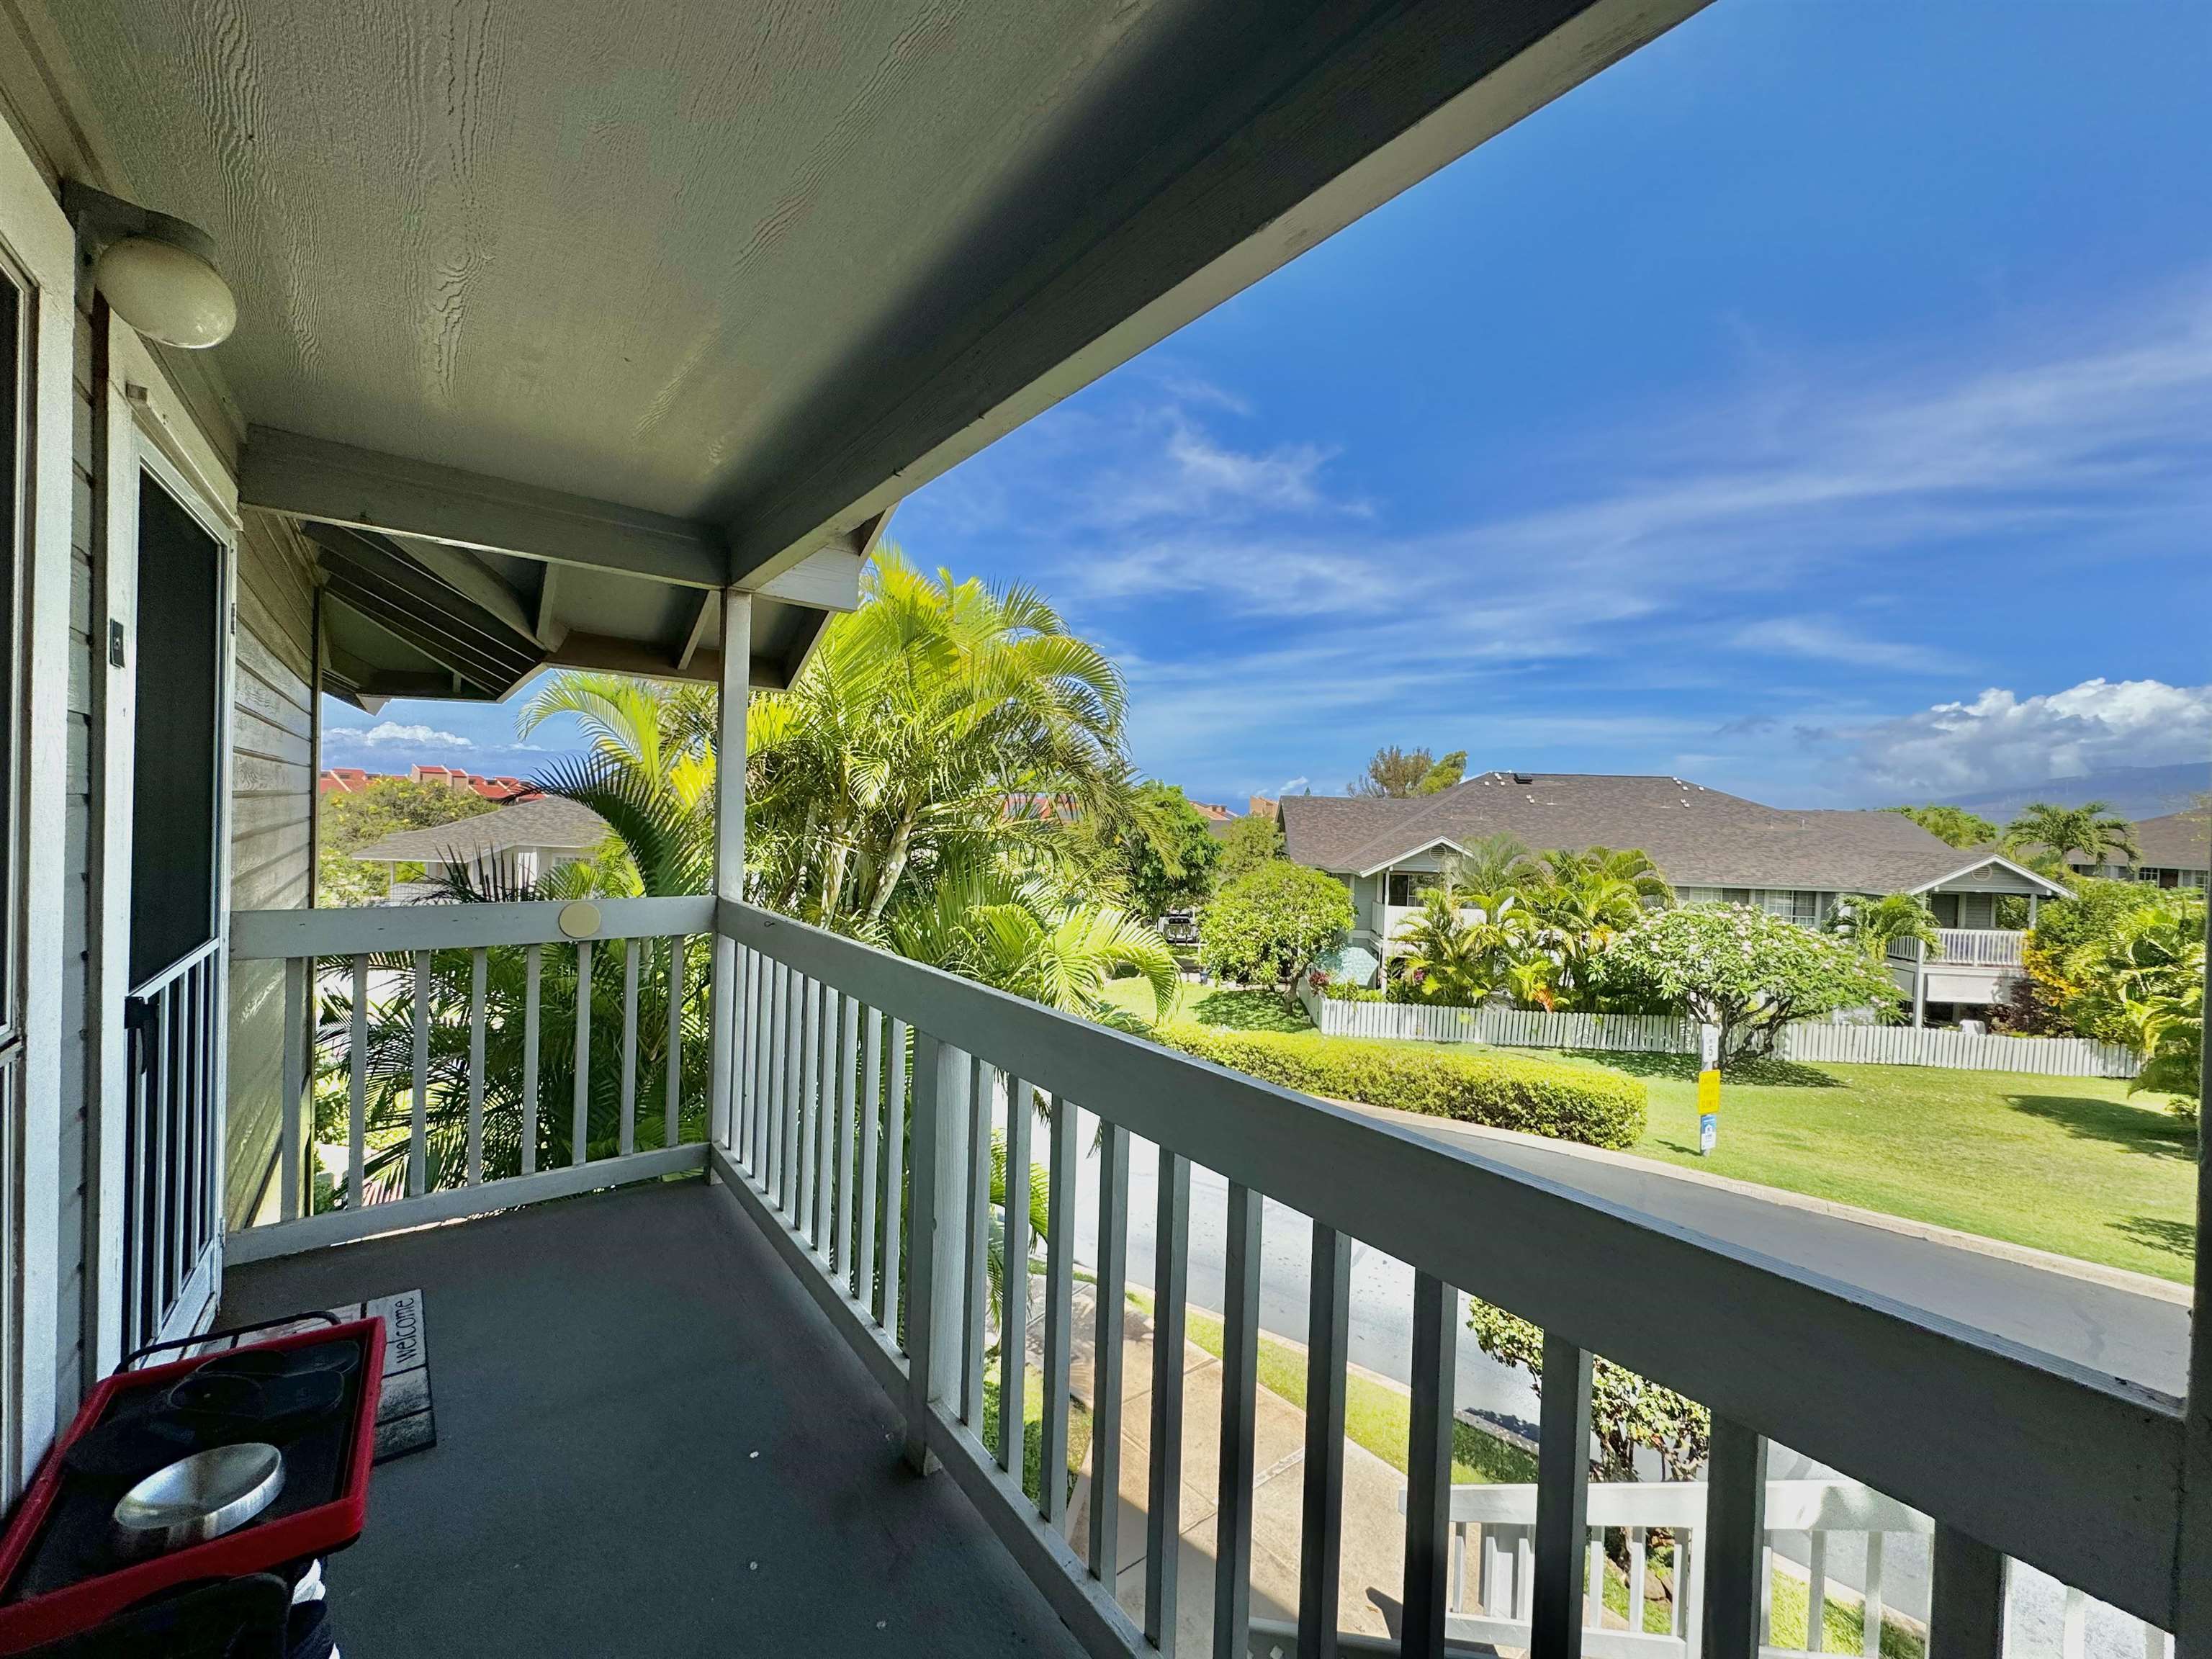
[
  {"left": 1849, "top": 678, "right": 2212, "bottom": 793},
  {"left": 1276, "top": 776, "right": 1310, "bottom": 795},
  {"left": 326, "top": 721, "right": 477, "bottom": 753},
  {"left": 1730, "top": 616, "right": 1966, "bottom": 675}
]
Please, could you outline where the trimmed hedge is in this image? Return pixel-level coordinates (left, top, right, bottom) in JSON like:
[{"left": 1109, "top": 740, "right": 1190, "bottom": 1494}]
[{"left": 1157, "top": 1021, "right": 1647, "bottom": 1151}]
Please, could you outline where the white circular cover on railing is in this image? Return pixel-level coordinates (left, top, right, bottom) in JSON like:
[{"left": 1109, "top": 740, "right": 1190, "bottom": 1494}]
[{"left": 557, "top": 902, "right": 602, "bottom": 940}]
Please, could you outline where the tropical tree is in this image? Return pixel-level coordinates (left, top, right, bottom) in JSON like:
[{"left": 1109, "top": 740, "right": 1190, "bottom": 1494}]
[
  {"left": 1413, "top": 750, "right": 1467, "bottom": 795},
  {"left": 1516, "top": 847, "right": 1673, "bottom": 1010},
  {"left": 1199, "top": 862, "right": 1354, "bottom": 1001},
  {"left": 1215, "top": 811, "right": 1285, "bottom": 888},
  {"left": 2074, "top": 897, "right": 2206, "bottom": 1116},
  {"left": 1391, "top": 886, "right": 1532, "bottom": 1006},
  {"left": 2004, "top": 800, "right": 2140, "bottom": 876},
  {"left": 1599, "top": 904, "right": 1900, "bottom": 1066},
  {"left": 1349, "top": 745, "right": 1437, "bottom": 798},
  {"left": 1442, "top": 832, "right": 1534, "bottom": 894},
  {"left": 1467, "top": 1300, "right": 1707, "bottom": 1480},
  {"left": 1079, "top": 781, "right": 1221, "bottom": 922},
  {"left": 1887, "top": 804, "right": 1998, "bottom": 850},
  {"left": 744, "top": 553, "right": 1134, "bottom": 930},
  {"left": 318, "top": 775, "right": 501, "bottom": 905},
  {"left": 884, "top": 854, "right": 1177, "bottom": 1024},
  {"left": 1822, "top": 892, "right": 1943, "bottom": 962}
]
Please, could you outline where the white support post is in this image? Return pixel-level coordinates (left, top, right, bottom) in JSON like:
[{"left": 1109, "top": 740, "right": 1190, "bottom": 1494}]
[{"left": 709, "top": 590, "right": 750, "bottom": 1147}]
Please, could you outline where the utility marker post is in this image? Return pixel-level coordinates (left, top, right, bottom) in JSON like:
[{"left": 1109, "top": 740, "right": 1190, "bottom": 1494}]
[{"left": 1697, "top": 1022, "right": 1721, "bottom": 1155}]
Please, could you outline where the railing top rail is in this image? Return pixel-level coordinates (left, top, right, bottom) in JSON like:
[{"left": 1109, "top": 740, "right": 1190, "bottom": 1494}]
[
  {"left": 230, "top": 894, "right": 717, "bottom": 961},
  {"left": 719, "top": 897, "right": 2179, "bottom": 1627},
  {"left": 1428, "top": 1478, "right": 1935, "bottom": 1534},
  {"left": 127, "top": 933, "right": 223, "bottom": 1000}
]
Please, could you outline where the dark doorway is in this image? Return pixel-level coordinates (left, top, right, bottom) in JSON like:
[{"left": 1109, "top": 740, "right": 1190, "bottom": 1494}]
[{"left": 128, "top": 476, "right": 222, "bottom": 990}]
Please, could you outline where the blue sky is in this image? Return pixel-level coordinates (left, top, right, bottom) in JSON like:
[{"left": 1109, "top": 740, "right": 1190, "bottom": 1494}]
[{"left": 327, "top": 1, "right": 2212, "bottom": 809}]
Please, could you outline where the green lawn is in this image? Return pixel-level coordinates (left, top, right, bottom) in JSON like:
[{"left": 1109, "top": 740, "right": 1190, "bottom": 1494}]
[
  {"left": 1588, "top": 1051, "right": 2197, "bottom": 1282},
  {"left": 1097, "top": 976, "right": 1312, "bottom": 1032},
  {"left": 1101, "top": 981, "right": 2195, "bottom": 1281}
]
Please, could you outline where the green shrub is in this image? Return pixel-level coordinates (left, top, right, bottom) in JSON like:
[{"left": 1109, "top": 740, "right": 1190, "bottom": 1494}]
[
  {"left": 1317, "top": 980, "right": 1385, "bottom": 1003},
  {"left": 1157, "top": 1022, "right": 1645, "bottom": 1149}
]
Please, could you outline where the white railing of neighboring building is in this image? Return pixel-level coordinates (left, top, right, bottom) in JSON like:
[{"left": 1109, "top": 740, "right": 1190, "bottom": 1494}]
[
  {"left": 225, "top": 897, "right": 2180, "bottom": 1659},
  {"left": 1295, "top": 984, "right": 2140, "bottom": 1079},
  {"left": 1887, "top": 930, "right": 2028, "bottom": 969}
]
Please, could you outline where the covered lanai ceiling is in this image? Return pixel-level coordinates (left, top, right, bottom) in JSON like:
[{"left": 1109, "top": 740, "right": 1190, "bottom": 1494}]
[{"left": 5, "top": 0, "right": 1705, "bottom": 701}]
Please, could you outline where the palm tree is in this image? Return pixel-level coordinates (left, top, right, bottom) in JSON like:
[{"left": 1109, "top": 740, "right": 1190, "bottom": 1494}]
[
  {"left": 1391, "top": 885, "right": 1532, "bottom": 1006},
  {"left": 746, "top": 553, "right": 1135, "bottom": 930},
  {"left": 1824, "top": 892, "right": 1943, "bottom": 962},
  {"left": 1442, "top": 833, "right": 1534, "bottom": 894},
  {"left": 1514, "top": 848, "right": 1672, "bottom": 1010},
  {"left": 2004, "top": 801, "right": 2139, "bottom": 876}
]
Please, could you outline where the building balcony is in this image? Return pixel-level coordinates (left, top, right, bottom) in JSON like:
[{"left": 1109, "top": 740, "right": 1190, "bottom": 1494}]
[{"left": 184, "top": 897, "right": 2182, "bottom": 1658}]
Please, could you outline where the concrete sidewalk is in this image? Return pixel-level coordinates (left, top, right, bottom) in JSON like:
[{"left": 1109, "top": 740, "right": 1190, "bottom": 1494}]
[{"left": 1060, "top": 1296, "right": 1410, "bottom": 1650}]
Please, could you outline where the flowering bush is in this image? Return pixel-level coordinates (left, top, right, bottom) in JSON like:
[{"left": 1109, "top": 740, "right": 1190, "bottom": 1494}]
[{"left": 1596, "top": 904, "right": 1899, "bottom": 1066}]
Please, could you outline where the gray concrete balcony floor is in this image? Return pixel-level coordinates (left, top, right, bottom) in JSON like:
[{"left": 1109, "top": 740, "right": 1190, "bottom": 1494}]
[{"left": 222, "top": 1180, "right": 1086, "bottom": 1659}]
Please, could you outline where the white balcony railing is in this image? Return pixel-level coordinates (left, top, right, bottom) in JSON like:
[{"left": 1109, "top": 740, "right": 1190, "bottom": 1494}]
[
  {"left": 226, "top": 896, "right": 2178, "bottom": 1659},
  {"left": 1887, "top": 930, "right": 2026, "bottom": 968}
]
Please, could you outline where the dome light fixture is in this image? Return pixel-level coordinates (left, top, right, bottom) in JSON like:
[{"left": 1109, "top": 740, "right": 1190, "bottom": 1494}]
[{"left": 63, "top": 182, "right": 236, "bottom": 350}]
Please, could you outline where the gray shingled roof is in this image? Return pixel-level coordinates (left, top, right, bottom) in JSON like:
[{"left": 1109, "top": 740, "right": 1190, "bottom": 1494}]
[
  {"left": 1280, "top": 772, "right": 2057, "bottom": 894},
  {"left": 350, "top": 796, "right": 612, "bottom": 865},
  {"left": 2059, "top": 810, "right": 2212, "bottom": 873}
]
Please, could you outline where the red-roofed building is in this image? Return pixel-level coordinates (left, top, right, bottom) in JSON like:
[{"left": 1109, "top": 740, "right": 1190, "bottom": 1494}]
[{"left": 317, "top": 767, "right": 540, "bottom": 803}]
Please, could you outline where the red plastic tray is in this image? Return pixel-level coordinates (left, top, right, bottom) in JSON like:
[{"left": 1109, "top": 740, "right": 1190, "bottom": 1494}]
[{"left": 0, "top": 1316, "right": 385, "bottom": 1651}]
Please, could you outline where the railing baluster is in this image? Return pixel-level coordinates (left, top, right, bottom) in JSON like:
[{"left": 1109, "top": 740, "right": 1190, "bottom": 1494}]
[
  {"left": 279, "top": 956, "right": 305, "bottom": 1220},
  {"left": 961, "top": 1056, "right": 991, "bottom": 1426},
  {"left": 858, "top": 1007, "right": 883, "bottom": 1308},
  {"left": 816, "top": 987, "right": 839, "bottom": 1254},
  {"left": 571, "top": 939, "right": 593, "bottom": 1167},
  {"left": 467, "top": 948, "right": 487, "bottom": 1184},
  {"left": 1683, "top": 1524, "right": 1707, "bottom": 1659},
  {"left": 522, "top": 943, "right": 541, "bottom": 1175},
  {"left": 1628, "top": 1527, "right": 1647, "bottom": 1637},
  {"left": 1701, "top": 1417, "right": 1766, "bottom": 1659},
  {"left": 1214, "top": 1180, "right": 1263, "bottom": 1659},
  {"left": 410, "top": 950, "right": 431, "bottom": 1196},
  {"left": 1532, "top": 1334, "right": 1595, "bottom": 1659},
  {"left": 1929, "top": 1525, "right": 2007, "bottom": 1659},
  {"left": 1089, "top": 1120, "right": 1129, "bottom": 1585},
  {"left": 349, "top": 956, "right": 368, "bottom": 1208},
  {"left": 881, "top": 1018, "right": 908, "bottom": 1339},
  {"left": 900, "top": 1033, "right": 969, "bottom": 1474},
  {"left": 1860, "top": 1532, "right": 1886, "bottom": 1659},
  {"left": 1403, "top": 1274, "right": 1460, "bottom": 1659},
  {"left": 1299, "top": 1222, "right": 1352, "bottom": 1659},
  {"left": 757, "top": 958, "right": 779, "bottom": 1187},
  {"left": 836, "top": 994, "right": 858, "bottom": 1280},
  {"left": 1806, "top": 1532, "right": 1826, "bottom": 1653},
  {"left": 742, "top": 948, "right": 764, "bottom": 1172},
  {"left": 1146, "top": 1148, "right": 1190, "bottom": 1651},
  {"left": 729, "top": 943, "right": 750, "bottom": 1156},
  {"left": 999, "top": 1075, "right": 1032, "bottom": 1480},
  {"left": 619, "top": 938, "right": 639, "bottom": 1155},
  {"left": 805, "top": 981, "right": 822, "bottom": 1230},
  {"left": 781, "top": 968, "right": 802, "bottom": 1213},
  {"left": 1038, "top": 1092, "right": 1076, "bottom": 1524},
  {"left": 669, "top": 935, "right": 690, "bottom": 1153},
  {"left": 1588, "top": 1534, "right": 1605, "bottom": 1631}
]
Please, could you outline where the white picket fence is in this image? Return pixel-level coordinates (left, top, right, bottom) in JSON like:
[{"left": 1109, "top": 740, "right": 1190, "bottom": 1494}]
[
  {"left": 1297, "top": 984, "right": 2141, "bottom": 1078},
  {"left": 1773, "top": 1022, "right": 2139, "bottom": 1078}
]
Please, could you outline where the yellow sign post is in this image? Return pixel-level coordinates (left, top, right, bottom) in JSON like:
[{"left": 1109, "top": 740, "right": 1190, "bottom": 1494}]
[{"left": 1696, "top": 1023, "right": 1721, "bottom": 1154}]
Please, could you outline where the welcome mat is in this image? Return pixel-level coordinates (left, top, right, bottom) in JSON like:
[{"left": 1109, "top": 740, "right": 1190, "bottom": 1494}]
[{"left": 190, "top": 1289, "right": 436, "bottom": 1463}]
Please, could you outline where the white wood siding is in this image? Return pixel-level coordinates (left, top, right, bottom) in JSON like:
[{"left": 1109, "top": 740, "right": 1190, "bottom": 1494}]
[{"left": 226, "top": 512, "right": 317, "bottom": 1229}]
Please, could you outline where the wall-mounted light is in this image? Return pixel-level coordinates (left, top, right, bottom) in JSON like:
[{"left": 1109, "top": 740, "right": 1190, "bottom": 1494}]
[{"left": 63, "top": 182, "right": 236, "bottom": 350}]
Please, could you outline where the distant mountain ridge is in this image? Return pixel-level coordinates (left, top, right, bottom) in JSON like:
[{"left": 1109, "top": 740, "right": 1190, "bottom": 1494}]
[{"left": 1934, "top": 762, "right": 2209, "bottom": 824}]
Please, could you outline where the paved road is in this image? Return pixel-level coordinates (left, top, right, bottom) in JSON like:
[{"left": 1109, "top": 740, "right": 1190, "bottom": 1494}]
[{"left": 1046, "top": 1095, "right": 2185, "bottom": 1649}]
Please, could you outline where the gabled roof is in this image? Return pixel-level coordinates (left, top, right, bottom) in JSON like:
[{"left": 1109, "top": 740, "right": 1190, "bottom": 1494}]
[
  {"left": 349, "top": 797, "right": 611, "bottom": 866},
  {"left": 1280, "top": 771, "right": 2059, "bottom": 895}
]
